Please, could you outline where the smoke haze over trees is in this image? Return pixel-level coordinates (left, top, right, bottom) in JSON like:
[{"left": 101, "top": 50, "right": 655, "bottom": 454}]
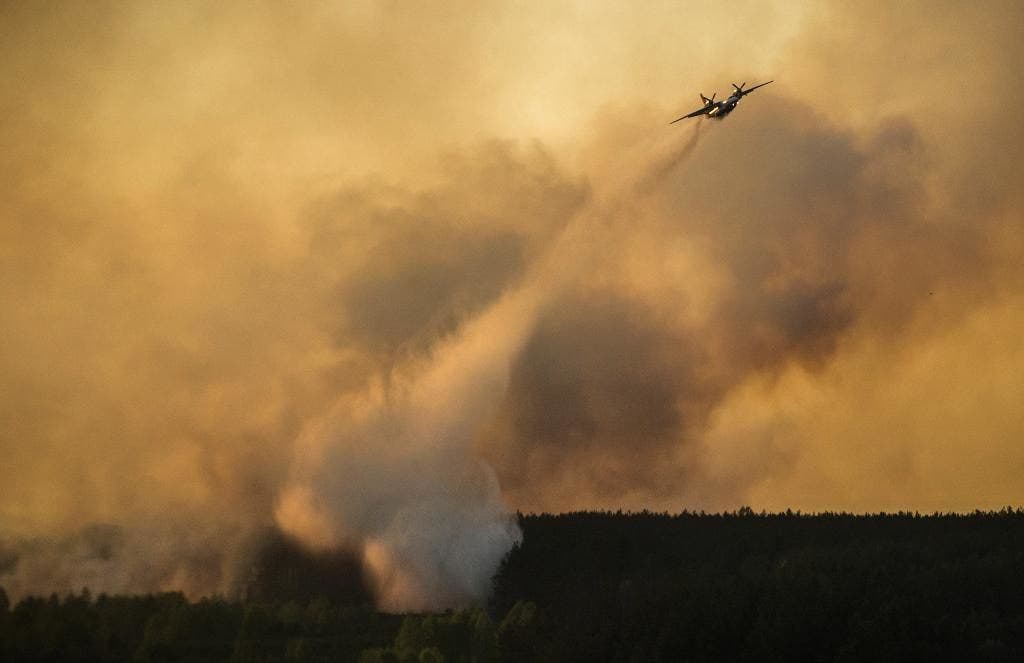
[{"left": 2, "top": 510, "right": 1023, "bottom": 661}]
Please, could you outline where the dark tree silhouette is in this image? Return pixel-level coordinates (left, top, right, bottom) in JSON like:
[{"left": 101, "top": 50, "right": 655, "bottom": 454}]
[{"left": 3, "top": 510, "right": 1024, "bottom": 661}]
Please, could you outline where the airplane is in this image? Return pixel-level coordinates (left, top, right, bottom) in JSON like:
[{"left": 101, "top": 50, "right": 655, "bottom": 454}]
[{"left": 670, "top": 80, "right": 773, "bottom": 123}]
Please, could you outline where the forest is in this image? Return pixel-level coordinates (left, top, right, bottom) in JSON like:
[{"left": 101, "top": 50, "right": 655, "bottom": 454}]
[{"left": 2, "top": 509, "right": 1023, "bottom": 662}]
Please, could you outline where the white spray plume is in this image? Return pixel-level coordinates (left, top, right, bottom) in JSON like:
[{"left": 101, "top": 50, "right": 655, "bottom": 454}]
[{"left": 275, "top": 124, "right": 707, "bottom": 610}]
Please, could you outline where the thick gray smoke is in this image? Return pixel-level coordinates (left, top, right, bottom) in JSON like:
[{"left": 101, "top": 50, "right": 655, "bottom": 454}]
[{"left": 275, "top": 124, "right": 707, "bottom": 610}]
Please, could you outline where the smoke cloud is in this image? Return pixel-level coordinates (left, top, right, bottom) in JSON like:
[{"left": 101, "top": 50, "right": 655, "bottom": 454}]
[
  {"left": 270, "top": 111, "right": 707, "bottom": 609},
  {"left": 2, "top": 0, "right": 1023, "bottom": 607}
]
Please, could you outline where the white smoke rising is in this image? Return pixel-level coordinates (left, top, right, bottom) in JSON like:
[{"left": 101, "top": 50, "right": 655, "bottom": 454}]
[
  {"left": 275, "top": 286, "right": 540, "bottom": 610},
  {"left": 275, "top": 123, "right": 706, "bottom": 610}
]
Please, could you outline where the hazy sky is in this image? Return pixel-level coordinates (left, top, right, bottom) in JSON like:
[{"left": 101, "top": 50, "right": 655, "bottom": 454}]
[{"left": 2, "top": 0, "right": 1022, "bottom": 606}]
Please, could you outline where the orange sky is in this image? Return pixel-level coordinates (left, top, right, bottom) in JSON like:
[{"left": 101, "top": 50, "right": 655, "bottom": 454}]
[{"left": 1, "top": 1, "right": 1022, "bottom": 604}]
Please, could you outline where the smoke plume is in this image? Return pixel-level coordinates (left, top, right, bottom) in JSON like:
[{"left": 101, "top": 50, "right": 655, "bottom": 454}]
[{"left": 274, "top": 119, "right": 706, "bottom": 609}]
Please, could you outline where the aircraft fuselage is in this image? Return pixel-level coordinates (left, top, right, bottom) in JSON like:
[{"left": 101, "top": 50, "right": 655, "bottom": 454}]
[{"left": 707, "top": 95, "right": 742, "bottom": 118}]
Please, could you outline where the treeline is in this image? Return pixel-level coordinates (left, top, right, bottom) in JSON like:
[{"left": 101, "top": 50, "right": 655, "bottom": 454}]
[
  {"left": 492, "top": 509, "right": 1024, "bottom": 661},
  {"left": 2, "top": 509, "right": 1023, "bottom": 661},
  {"left": 0, "top": 587, "right": 532, "bottom": 662}
]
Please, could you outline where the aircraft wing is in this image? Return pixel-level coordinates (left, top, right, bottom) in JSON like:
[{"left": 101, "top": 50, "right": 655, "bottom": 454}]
[
  {"left": 743, "top": 80, "right": 773, "bottom": 94},
  {"left": 669, "top": 107, "right": 708, "bottom": 123}
]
